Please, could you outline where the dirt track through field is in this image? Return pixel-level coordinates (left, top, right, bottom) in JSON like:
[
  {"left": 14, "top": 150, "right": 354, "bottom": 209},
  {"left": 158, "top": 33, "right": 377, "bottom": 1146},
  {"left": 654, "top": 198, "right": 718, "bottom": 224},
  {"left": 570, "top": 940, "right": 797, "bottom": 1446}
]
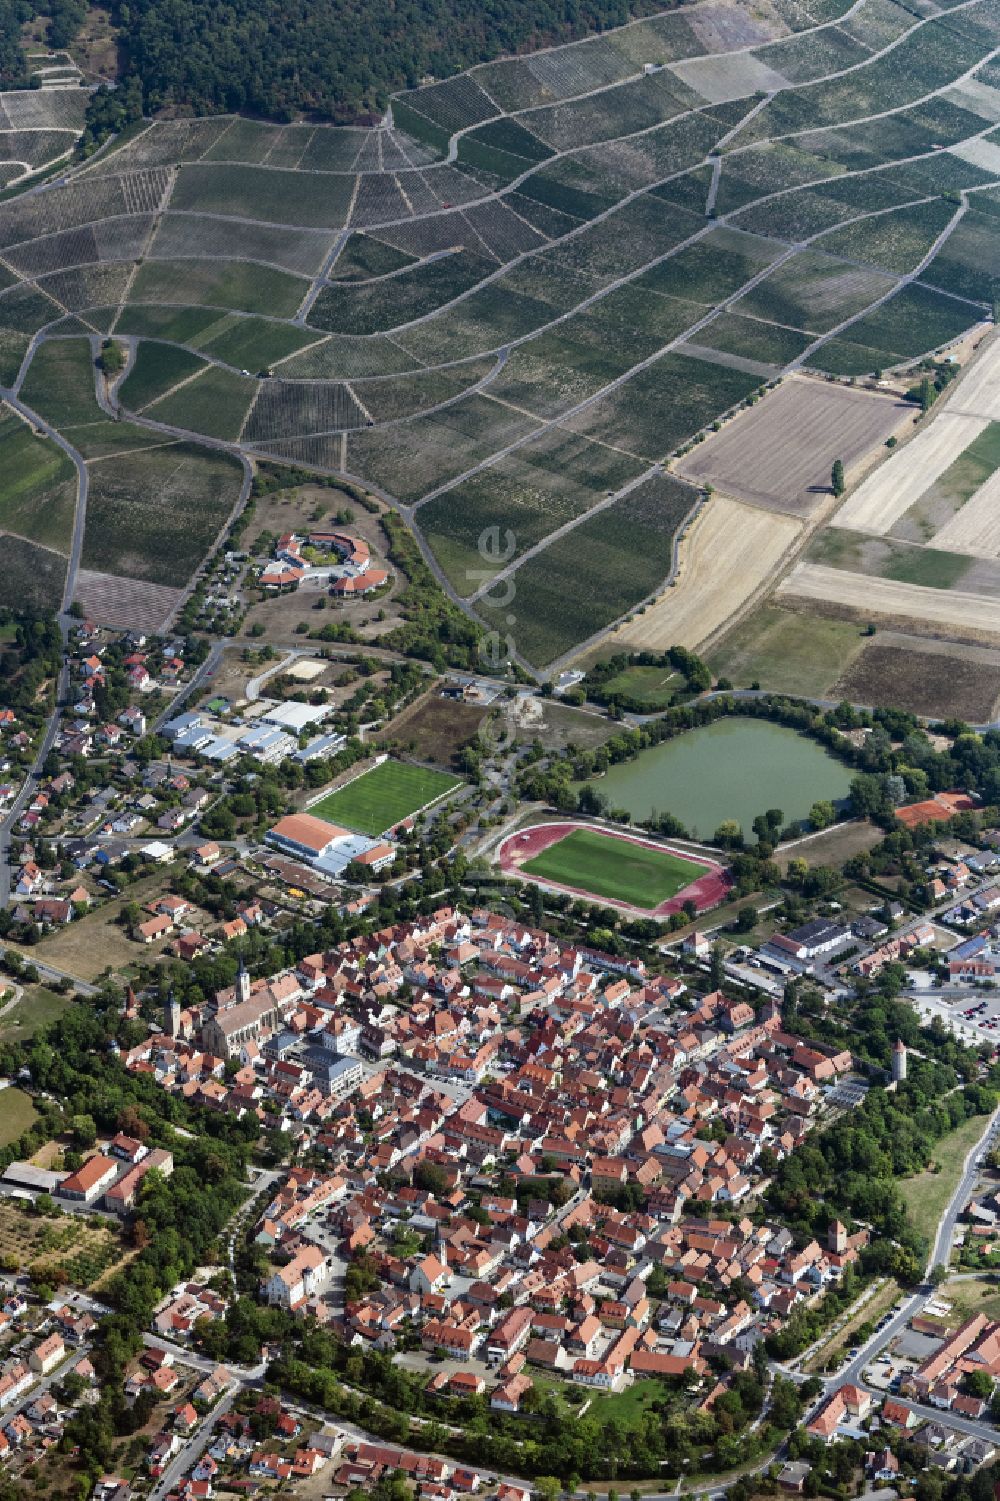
[
  {"left": 778, "top": 561, "right": 1000, "bottom": 637},
  {"left": 609, "top": 495, "right": 802, "bottom": 651},
  {"left": 835, "top": 411, "right": 989, "bottom": 534}
]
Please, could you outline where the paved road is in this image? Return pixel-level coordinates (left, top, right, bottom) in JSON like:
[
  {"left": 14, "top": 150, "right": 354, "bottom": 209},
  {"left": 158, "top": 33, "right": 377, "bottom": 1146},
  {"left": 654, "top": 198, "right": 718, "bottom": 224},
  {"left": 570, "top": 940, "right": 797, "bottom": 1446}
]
[{"left": 149, "top": 1389, "right": 235, "bottom": 1501}]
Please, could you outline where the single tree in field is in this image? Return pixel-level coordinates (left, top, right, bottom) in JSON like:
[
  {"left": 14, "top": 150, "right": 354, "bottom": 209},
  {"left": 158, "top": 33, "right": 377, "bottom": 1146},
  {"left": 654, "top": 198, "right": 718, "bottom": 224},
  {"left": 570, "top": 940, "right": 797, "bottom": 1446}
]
[{"left": 831, "top": 459, "right": 845, "bottom": 497}]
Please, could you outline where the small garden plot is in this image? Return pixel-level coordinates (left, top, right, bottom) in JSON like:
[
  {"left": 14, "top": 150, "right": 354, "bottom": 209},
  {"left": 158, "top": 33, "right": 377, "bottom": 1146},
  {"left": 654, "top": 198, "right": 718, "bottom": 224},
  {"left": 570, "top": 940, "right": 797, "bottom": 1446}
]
[
  {"left": 921, "top": 201, "right": 1000, "bottom": 306},
  {"left": 149, "top": 212, "right": 336, "bottom": 276},
  {"left": 635, "top": 227, "right": 786, "bottom": 307},
  {"left": 564, "top": 349, "right": 760, "bottom": 463},
  {"left": 688, "top": 312, "right": 812, "bottom": 369},
  {"left": 420, "top": 431, "right": 645, "bottom": 593},
  {"left": 21, "top": 337, "right": 98, "bottom": 428},
  {"left": 676, "top": 378, "right": 909, "bottom": 516},
  {"left": 352, "top": 359, "right": 496, "bottom": 424},
  {"left": 297, "top": 127, "right": 372, "bottom": 171},
  {"left": 816, "top": 198, "right": 956, "bottom": 274},
  {"left": 0, "top": 535, "right": 66, "bottom": 612},
  {"left": 330, "top": 233, "right": 418, "bottom": 281},
  {"left": 0, "top": 404, "right": 75, "bottom": 552},
  {"left": 242, "top": 380, "right": 364, "bottom": 442},
  {"left": 129, "top": 258, "right": 309, "bottom": 318},
  {"left": 171, "top": 163, "right": 357, "bottom": 227},
  {"left": 739, "top": 250, "right": 900, "bottom": 334},
  {"left": 308, "top": 249, "right": 495, "bottom": 335},
  {"left": 35, "top": 263, "right": 133, "bottom": 315},
  {"left": 82, "top": 442, "right": 244, "bottom": 588},
  {"left": 521, "top": 826, "right": 706, "bottom": 909},
  {"left": 145, "top": 365, "right": 256, "bottom": 441},
  {"left": 198, "top": 317, "right": 318, "bottom": 370},
  {"left": 478, "top": 471, "right": 698, "bottom": 666},
  {"left": 819, "top": 283, "right": 976, "bottom": 364},
  {"left": 202, "top": 117, "right": 280, "bottom": 162},
  {"left": 310, "top": 759, "right": 462, "bottom": 835},
  {"left": 121, "top": 341, "right": 207, "bottom": 411},
  {"left": 348, "top": 393, "right": 538, "bottom": 504}
]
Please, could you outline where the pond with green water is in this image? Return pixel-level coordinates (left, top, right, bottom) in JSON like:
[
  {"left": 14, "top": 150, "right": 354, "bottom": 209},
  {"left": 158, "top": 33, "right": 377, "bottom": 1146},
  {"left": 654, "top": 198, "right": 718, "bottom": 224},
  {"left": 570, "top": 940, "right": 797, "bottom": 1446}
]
[{"left": 587, "top": 718, "right": 853, "bottom": 839}]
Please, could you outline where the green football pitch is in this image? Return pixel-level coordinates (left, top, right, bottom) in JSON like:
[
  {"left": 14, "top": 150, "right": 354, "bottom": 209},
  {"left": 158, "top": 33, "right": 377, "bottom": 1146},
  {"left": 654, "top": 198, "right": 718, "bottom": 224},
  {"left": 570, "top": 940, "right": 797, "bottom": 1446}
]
[
  {"left": 309, "top": 760, "right": 462, "bottom": 837},
  {"left": 522, "top": 827, "right": 704, "bottom": 909}
]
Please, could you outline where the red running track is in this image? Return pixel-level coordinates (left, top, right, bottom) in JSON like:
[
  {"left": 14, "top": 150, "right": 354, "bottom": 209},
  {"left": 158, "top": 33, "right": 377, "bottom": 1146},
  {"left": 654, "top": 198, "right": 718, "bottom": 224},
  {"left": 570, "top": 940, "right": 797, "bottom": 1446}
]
[{"left": 498, "top": 821, "right": 732, "bottom": 917}]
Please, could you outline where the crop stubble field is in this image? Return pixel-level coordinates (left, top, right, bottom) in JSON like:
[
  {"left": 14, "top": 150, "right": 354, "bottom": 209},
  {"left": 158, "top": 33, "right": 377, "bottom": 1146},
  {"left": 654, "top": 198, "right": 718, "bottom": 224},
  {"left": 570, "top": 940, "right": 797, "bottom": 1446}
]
[{"left": 0, "top": 0, "right": 999, "bottom": 658}]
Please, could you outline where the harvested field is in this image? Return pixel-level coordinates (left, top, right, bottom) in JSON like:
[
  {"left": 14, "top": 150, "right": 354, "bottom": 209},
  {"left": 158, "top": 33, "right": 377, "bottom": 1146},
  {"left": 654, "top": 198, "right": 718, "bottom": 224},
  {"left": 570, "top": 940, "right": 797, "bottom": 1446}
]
[
  {"left": 777, "top": 562, "right": 1000, "bottom": 640},
  {"left": 832, "top": 636, "right": 1000, "bottom": 721},
  {"left": 943, "top": 331, "right": 1000, "bottom": 419},
  {"left": 73, "top": 569, "right": 185, "bottom": 631},
  {"left": 669, "top": 53, "right": 790, "bottom": 103},
  {"left": 835, "top": 412, "right": 989, "bottom": 534},
  {"left": 932, "top": 469, "right": 1000, "bottom": 556},
  {"left": 609, "top": 495, "right": 803, "bottom": 652},
  {"left": 674, "top": 377, "right": 910, "bottom": 516}
]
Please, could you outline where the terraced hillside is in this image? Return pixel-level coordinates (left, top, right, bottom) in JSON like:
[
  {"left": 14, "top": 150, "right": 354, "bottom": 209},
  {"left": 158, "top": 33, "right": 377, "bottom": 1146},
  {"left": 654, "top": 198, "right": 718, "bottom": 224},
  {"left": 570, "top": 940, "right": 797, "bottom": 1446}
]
[{"left": 1, "top": 0, "right": 1000, "bottom": 657}]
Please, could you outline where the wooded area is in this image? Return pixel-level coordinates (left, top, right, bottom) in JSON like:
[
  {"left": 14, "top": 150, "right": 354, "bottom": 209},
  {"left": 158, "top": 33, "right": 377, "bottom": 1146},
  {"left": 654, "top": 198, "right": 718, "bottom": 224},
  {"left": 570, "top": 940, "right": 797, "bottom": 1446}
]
[{"left": 113, "top": 0, "right": 658, "bottom": 120}]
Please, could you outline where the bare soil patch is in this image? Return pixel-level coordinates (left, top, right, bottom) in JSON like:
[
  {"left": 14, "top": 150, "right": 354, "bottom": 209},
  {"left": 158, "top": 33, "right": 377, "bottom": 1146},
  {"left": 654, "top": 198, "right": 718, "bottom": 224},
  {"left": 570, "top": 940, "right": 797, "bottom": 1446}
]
[
  {"left": 832, "top": 638, "right": 1000, "bottom": 722},
  {"left": 380, "top": 690, "right": 486, "bottom": 768},
  {"left": 774, "top": 819, "right": 883, "bottom": 874},
  {"left": 610, "top": 496, "right": 802, "bottom": 652},
  {"left": 675, "top": 377, "right": 910, "bottom": 517}
]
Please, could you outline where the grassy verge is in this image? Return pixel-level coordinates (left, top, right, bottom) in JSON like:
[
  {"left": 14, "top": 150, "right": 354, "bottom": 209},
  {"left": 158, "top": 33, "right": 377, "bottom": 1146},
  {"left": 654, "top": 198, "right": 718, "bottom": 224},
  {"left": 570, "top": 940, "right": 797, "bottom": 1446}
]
[
  {"left": 899, "top": 1112, "right": 989, "bottom": 1246},
  {"left": 0, "top": 1086, "right": 38, "bottom": 1146}
]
